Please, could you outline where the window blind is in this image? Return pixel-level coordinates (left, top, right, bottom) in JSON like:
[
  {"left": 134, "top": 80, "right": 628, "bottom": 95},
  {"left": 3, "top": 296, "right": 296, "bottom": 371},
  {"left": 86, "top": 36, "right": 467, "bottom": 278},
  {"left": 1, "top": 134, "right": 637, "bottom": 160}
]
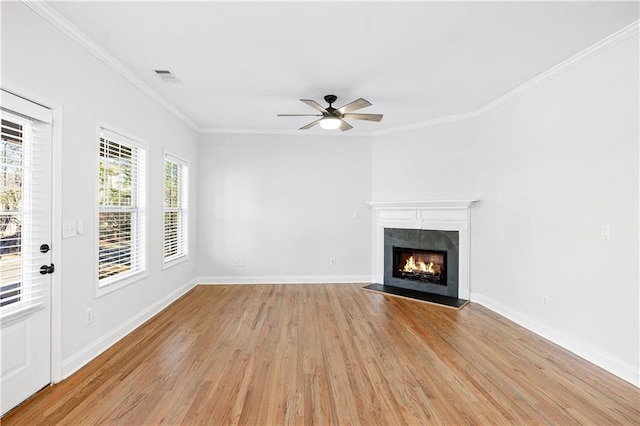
[
  {"left": 98, "top": 128, "right": 147, "bottom": 287},
  {"left": 163, "top": 153, "right": 188, "bottom": 263},
  {"left": 0, "top": 107, "right": 51, "bottom": 313}
]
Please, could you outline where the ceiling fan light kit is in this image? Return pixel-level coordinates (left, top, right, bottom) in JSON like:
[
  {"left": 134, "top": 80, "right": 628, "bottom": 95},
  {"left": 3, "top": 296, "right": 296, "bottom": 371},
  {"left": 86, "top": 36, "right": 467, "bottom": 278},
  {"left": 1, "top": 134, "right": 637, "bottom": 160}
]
[
  {"left": 278, "top": 94, "right": 383, "bottom": 132},
  {"left": 320, "top": 117, "right": 341, "bottom": 130}
]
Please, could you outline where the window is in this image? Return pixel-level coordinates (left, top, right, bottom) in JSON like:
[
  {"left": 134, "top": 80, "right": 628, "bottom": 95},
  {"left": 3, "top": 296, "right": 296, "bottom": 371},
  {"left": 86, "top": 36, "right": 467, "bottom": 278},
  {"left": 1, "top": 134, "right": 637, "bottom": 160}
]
[
  {"left": 163, "top": 152, "right": 188, "bottom": 265},
  {"left": 97, "top": 126, "right": 147, "bottom": 293},
  {"left": 1, "top": 102, "right": 52, "bottom": 312},
  {"left": 1, "top": 117, "right": 27, "bottom": 308}
]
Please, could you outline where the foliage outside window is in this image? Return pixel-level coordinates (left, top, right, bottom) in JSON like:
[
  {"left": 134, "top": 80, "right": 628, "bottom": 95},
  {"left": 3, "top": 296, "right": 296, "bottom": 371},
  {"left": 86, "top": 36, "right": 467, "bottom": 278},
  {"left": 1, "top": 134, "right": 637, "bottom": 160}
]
[
  {"left": 163, "top": 153, "right": 188, "bottom": 264},
  {"left": 0, "top": 119, "right": 25, "bottom": 306}
]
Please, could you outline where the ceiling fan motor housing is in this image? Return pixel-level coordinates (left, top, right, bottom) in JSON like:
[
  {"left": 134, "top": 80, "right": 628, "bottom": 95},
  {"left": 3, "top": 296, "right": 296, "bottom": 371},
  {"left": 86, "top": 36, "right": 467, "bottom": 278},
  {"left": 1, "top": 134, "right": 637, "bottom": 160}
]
[{"left": 324, "top": 94, "right": 338, "bottom": 105}]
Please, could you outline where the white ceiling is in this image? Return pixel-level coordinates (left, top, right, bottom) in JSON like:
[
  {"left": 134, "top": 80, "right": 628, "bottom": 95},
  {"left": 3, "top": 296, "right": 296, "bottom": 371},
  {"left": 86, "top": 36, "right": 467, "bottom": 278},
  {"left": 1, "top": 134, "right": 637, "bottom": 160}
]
[{"left": 46, "top": 1, "right": 638, "bottom": 135}]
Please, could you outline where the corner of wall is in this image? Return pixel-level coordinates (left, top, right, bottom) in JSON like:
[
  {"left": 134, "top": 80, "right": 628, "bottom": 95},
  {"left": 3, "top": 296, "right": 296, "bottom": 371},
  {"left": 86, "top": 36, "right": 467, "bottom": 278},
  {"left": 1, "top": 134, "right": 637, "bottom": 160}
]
[
  {"left": 61, "top": 278, "right": 197, "bottom": 380},
  {"left": 471, "top": 292, "right": 639, "bottom": 387}
]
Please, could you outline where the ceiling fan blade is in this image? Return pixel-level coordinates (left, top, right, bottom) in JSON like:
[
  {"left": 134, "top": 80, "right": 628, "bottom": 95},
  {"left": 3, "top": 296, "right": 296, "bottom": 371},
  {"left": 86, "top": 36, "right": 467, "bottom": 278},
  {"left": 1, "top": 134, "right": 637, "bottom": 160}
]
[
  {"left": 337, "top": 98, "right": 372, "bottom": 113},
  {"left": 277, "top": 114, "right": 322, "bottom": 117},
  {"left": 299, "top": 118, "right": 323, "bottom": 130},
  {"left": 339, "top": 119, "right": 353, "bottom": 132},
  {"left": 300, "top": 99, "right": 328, "bottom": 113},
  {"left": 342, "top": 113, "right": 383, "bottom": 122}
]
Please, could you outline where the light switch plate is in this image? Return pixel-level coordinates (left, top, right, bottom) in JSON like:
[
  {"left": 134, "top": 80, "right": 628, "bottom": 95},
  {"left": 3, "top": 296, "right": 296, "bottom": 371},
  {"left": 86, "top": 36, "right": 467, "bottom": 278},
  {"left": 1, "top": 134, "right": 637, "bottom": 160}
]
[{"left": 62, "top": 220, "right": 77, "bottom": 238}]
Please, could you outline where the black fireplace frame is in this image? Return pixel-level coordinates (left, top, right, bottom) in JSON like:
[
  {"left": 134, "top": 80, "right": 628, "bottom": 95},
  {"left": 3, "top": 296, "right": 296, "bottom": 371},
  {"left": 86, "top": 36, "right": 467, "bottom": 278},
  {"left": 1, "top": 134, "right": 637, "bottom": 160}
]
[{"left": 383, "top": 228, "right": 459, "bottom": 298}]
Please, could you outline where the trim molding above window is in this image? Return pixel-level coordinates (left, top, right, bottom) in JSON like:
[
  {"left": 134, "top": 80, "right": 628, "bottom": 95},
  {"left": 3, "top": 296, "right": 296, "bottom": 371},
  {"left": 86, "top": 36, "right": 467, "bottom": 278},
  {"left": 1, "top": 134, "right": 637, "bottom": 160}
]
[
  {"left": 95, "top": 122, "right": 148, "bottom": 297},
  {"left": 163, "top": 150, "right": 189, "bottom": 269}
]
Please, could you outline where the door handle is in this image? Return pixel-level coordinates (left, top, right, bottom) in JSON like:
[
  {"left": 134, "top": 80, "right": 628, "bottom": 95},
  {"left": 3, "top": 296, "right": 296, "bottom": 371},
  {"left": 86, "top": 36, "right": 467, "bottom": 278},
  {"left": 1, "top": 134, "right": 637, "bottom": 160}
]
[{"left": 39, "top": 264, "right": 55, "bottom": 275}]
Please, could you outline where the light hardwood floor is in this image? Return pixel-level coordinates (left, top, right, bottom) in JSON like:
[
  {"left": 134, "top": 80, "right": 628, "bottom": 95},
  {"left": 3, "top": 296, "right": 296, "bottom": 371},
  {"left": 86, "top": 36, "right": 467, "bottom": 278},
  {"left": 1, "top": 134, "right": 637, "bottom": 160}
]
[{"left": 4, "top": 284, "right": 639, "bottom": 425}]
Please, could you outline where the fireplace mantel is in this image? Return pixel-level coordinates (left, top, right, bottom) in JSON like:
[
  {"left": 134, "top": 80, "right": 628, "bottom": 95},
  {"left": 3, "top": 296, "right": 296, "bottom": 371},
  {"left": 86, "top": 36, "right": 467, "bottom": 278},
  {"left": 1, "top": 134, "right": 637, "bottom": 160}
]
[
  {"left": 368, "top": 200, "right": 477, "bottom": 210},
  {"left": 368, "top": 200, "right": 478, "bottom": 300}
]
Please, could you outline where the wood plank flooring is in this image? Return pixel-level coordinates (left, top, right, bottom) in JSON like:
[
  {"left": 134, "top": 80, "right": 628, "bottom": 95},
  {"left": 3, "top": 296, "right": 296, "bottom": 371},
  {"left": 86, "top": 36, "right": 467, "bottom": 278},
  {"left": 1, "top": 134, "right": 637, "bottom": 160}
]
[{"left": 3, "top": 284, "right": 639, "bottom": 425}]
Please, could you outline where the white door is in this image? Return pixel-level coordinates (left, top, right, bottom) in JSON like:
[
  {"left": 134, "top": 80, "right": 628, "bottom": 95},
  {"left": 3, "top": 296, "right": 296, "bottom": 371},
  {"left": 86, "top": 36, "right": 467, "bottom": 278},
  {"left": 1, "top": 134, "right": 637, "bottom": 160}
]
[{"left": 0, "top": 91, "right": 53, "bottom": 416}]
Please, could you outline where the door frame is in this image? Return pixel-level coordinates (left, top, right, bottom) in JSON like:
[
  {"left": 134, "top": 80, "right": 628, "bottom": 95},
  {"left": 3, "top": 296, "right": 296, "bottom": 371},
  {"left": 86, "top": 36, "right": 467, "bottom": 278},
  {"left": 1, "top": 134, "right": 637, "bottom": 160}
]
[{"left": 2, "top": 81, "right": 64, "bottom": 383}]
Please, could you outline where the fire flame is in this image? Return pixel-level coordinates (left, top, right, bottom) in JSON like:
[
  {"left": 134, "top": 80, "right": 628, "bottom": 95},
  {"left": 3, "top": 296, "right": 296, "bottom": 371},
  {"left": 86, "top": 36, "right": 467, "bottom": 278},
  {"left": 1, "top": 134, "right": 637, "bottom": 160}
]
[{"left": 403, "top": 256, "right": 435, "bottom": 273}]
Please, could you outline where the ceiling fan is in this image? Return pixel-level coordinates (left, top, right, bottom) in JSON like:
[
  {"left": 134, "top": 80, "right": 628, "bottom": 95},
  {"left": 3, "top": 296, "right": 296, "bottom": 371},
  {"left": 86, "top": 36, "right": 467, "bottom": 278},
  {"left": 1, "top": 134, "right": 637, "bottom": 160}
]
[{"left": 278, "top": 94, "right": 383, "bottom": 131}]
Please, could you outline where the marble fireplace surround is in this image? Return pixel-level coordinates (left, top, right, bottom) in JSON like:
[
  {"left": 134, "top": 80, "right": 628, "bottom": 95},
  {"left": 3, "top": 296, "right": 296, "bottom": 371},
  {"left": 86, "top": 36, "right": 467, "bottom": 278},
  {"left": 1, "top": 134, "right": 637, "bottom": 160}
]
[{"left": 368, "top": 200, "right": 478, "bottom": 300}]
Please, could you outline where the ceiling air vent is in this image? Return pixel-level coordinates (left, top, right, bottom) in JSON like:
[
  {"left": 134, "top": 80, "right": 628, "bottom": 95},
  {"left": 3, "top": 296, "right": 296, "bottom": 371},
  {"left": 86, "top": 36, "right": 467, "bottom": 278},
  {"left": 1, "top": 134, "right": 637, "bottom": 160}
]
[{"left": 154, "top": 69, "right": 180, "bottom": 83}]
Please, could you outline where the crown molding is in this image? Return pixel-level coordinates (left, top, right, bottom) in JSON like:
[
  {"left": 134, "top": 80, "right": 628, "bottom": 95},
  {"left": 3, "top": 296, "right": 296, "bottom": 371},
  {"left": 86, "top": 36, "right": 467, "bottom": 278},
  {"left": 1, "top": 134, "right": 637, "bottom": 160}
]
[
  {"left": 372, "top": 18, "right": 639, "bottom": 137},
  {"left": 198, "top": 127, "right": 371, "bottom": 137},
  {"left": 370, "top": 111, "right": 479, "bottom": 137},
  {"left": 22, "top": 0, "right": 200, "bottom": 131},
  {"left": 199, "top": 111, "right": 479, "bottom": 138},
  {"left": 477, "top": 18, "right": 640, "bottom": 116},
  {"left": 21, "top": 1, "right": 639, "bottom": 137}
]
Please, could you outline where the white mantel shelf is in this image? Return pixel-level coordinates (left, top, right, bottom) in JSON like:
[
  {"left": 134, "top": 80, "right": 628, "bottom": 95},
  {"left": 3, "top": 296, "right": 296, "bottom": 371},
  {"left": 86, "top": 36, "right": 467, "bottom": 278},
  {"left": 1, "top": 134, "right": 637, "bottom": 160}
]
[
  {"left": 368, "top": 200, "right": 479, "bottom": 300},
  {"left": 367, "top": 200, "right": 478, "bottom": 210}
]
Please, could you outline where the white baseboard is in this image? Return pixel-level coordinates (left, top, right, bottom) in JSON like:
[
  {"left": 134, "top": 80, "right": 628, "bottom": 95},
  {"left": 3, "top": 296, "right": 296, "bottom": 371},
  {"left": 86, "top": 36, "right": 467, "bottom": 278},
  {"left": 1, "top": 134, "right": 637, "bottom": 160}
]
[
  {"left": 197, "top": 275, "right": 371, "bottom": 285},
  {"left": 61, "top": 279, "right": 637, "bottom": 388},
  {"left": 470, "top": 292, "right": 639, "bottom": 388},
  {"left": 62, "top": 278, "right": 197, "bottom": 379}
]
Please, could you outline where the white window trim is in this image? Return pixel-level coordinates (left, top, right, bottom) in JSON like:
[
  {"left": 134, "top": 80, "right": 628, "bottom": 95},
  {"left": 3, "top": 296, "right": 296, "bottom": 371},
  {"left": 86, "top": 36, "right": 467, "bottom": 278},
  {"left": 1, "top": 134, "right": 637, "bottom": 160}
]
[
  {"left": 95, "top": 121, "right": 148, "bottom": 298},
  {"left": 162, "top": 149, "right": 189, "bottom": 270}
]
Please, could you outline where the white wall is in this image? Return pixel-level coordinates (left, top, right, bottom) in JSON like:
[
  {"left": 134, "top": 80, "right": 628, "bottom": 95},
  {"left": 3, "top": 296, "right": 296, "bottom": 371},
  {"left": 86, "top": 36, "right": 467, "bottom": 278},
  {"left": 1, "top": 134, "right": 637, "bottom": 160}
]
[
  {"left": 1, "top": 2, "right": 199, "bottom": 376},
  {"left": 370, "top": 35, "right": 639, "bottom": 385},
  {"left": 473, "top": 35, "right": 639, "bottom": 384},
  {"left": 372, "top": 119, "right": 479, "bottom": 201},
  {"left": 197, "top": 134, "right": 372, "bottom": 282},
  {"left": 2, "top": 0, "right": 637, "bottom": 388}
]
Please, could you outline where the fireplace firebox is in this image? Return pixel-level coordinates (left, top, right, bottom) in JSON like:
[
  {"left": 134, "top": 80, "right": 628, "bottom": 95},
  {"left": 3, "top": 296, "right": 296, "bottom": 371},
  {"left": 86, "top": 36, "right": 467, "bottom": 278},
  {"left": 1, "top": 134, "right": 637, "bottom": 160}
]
[{"left": 392, "top": 247, "right": 447, "bottom": 286}]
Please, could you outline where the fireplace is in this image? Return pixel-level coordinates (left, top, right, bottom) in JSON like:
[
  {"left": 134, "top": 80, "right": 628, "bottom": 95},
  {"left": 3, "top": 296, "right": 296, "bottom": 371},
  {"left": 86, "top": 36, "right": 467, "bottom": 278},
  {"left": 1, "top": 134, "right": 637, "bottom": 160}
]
[
  {"left": 368, "top": 200, "right": 477, "bottom": 301},
  {"left": 384, "top": 228, "right": 459, "bottom": 298},
  {"left": 393, "top": 247, "right": 447, "bottom": 286}
]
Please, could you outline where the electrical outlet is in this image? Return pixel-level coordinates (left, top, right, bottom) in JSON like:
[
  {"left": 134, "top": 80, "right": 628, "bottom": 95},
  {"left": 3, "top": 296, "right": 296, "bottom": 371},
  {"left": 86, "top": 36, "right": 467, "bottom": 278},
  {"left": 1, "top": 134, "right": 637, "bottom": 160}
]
[
  {"left": 329, "top": 257, "right": 337, "bottom": 266},
  {"left": 239, "top": 258, "right": 245, "bottom": 267},
  {"left": 233, "top": 258, "right": 239, "bottom": 266},
  {"left": 85, "top": 308, "right": 94, "bottom": 325},
  {"left": 542, "top": 296, "right": 549, "bottom": 308},
  {"left": 601, "top": 224, "right": 611, "bottom": 239}
]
